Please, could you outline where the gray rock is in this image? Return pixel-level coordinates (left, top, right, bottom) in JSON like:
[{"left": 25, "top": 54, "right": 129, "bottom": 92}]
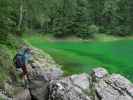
[
  {"left": 49, "top": 67, "right": 133, "bottom": 100},
  {"left": 0, "top": 91, "right": 12, "bottom": 100},
  {"left": 48, "top": 77, "right": 91, "bottom": 100},
  {"left": 91, "top": 67, "right": 108, "bottom": 81},
  {"left": 27, "top": 48, "right": 63, "bottom": 100},
  {"left": 29, "top": 80, "right": 49, "bottom": 100},
  {"left": 94, "top": 74, "right": 133, "bottom": 100},
  {"left": 70, "top": 73, "right": 90, "bottom": 93}
]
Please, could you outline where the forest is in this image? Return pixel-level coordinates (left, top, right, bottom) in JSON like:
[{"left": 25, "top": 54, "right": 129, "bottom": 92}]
[{"left": 1, "top": 0, "right": 133, "bottom": 40}]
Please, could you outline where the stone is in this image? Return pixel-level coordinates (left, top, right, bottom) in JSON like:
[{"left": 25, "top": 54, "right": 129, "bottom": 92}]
[
  {"left": 27, "top": 48, "right": 63, "bottom": 100},
  {"left": 48, "top": 78, "right": 91, "bottom": 100},
  {"left": 91, "top": 67, "right": 108, "bottom": 80},
  {"left": 70, "top": 73, "right": 90, "bottom": 92},
  {"left": 94, "top": 74, "right": 133, "bottom": 100}
]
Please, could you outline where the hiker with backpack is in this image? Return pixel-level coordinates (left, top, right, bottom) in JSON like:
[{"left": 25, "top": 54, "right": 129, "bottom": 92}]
[{"left": 13, "top": 45, "right": 32, "bottom": 87}]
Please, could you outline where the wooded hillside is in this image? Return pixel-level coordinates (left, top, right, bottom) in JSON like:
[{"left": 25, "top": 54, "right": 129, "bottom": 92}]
[{"left": 0, "top": 0, "right": 133, "bottom": 40}]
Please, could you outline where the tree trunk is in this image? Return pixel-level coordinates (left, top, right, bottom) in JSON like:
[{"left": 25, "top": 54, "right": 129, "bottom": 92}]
[{"left": 17, "top": 0, "right": 24, "bottom": 33}]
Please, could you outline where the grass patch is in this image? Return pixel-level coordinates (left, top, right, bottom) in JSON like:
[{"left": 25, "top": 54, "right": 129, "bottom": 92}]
[{"left": 25, "top": 36, "right": 133, "bottom": 81}]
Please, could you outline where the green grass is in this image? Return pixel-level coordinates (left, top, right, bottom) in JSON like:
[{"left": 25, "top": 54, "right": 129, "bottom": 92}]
[
  {"left": 25, "top": 36, "right": 133, "bottom": 81},
  {"left": 0, "top": 97, "right": 5, "bottom": 100},
  {"left": 0, "top": 44, "right": 16, "bottom": 84}
]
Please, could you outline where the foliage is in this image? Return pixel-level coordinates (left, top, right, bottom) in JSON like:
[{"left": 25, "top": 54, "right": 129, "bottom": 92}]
[
  {"left": 0, "top": 0, "right": 18, "bottom": 32},
  {"left": 0, "top": 29, "right": 23, "bottom": 89},
  {"left": 0, "top": 97, "right": 5, "bottom": 100},
  {"left": 0, "top": 45, "right": 15, "bottom": 86},
  {"left": 0, "top": 0, "right": 133, "bottom": 38},
  {"left": 0, "top": 33, "right": 23, "bottom": 50},
  {"left": 77, "top": 25, "right": 99, "bottom": 38}
]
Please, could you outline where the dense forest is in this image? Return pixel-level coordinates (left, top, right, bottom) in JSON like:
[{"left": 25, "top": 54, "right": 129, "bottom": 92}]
[{"left": 1, "top": 0, "right": 133, "bottom": 41}]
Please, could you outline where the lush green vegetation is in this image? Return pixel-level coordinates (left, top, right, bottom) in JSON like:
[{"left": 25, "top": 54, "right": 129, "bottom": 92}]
[
  {"left": 25, "top": 36, "right": 133, "bottom": 81},
  {"left": 0, "top": 33, "right": 23, "bottom": 88},
  {"left": 0, "top": 0, "right": 133, "bottom": 38},
  {"left": 0, "top": 44, "right": 15, "bottom": 88}
]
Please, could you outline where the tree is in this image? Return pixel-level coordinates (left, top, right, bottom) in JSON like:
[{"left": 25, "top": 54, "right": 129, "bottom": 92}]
[{"left": 0, "top": 0, "right": 133, "bottom": 38}]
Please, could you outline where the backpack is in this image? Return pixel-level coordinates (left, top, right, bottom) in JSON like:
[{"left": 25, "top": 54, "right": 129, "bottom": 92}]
[{"left": 13, "top": 53, "right": 25, "bottom": 68}]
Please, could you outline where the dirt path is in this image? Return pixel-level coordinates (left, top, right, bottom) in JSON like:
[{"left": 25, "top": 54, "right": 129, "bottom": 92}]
[{"left": 14, "top": 89, "right": 31, "bottom": 100}]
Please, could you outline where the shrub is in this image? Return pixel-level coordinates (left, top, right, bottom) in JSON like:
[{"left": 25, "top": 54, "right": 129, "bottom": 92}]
[
  {"left": 0, "top": 33, "right": 23, "bottom": 49},
  {"left": 111, "top": 25, "right": 131, "bottom": 36},
  {"left": 0, "top": 45, "right": 14, "bottom": 83},
  {"left": 6, "top": 34, "right": 23, "bottom": 48},
  {"left": 77, "top": 24, "right": 99, "bottom": 39},
  {"left": 89, "top": 25, "right": 99, "bottom": 34}
]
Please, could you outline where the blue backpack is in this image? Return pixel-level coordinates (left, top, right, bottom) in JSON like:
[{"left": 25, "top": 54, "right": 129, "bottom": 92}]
[{"left": 13, "top": 53, "right": 25, "bottom": 68}]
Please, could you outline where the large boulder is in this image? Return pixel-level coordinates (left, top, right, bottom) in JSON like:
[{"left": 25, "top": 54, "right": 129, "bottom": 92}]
[
  {"left": 90, "top": 68, "right": 133, "bottom": 100},
  {"left": 48, "top": 74, "right": 91, "bottom": 100}
]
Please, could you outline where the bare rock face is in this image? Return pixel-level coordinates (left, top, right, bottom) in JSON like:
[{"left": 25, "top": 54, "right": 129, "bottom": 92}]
[
  {"left": 95, "top": 74, "right": 133, "bottom": 100},
  {"left": 91, "top": 68, "right": 133, "bottom": 100},
  {"left": 27, "top": 48, "right": 63, "bottom": 100},
  {"left": 48, "top": 74, "right": 91, "bottom": 100},
  {"left": 28, "top": 48, "right": 63, "bottom": 81}
]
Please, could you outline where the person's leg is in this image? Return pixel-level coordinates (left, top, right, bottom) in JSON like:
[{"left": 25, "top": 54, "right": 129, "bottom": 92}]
[
  {"left": 21, "top": 65, "right": 29, "bottom": 88},
  {"left": 21, "top": 65, "right": 28, "bottom": 78}
]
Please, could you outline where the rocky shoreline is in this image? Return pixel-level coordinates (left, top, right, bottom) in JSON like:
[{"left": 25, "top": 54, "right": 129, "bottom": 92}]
[{"left": 1, "top": 48, "right": 133, "bottom": 100}]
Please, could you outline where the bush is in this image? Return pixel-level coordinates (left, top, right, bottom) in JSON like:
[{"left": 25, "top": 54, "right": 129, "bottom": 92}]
[
  {"left": 6, "top": 34, "right": 23, "bottom": 48},
  {"left": 0, "top": 45, "right": 15, "bottom": 84},
  {"left": 0, "top": 34, "right": 24, "bottom": 88},
  {"left": 77, "top": 24, "right": 99, "bottom": 39},
  {"left": 111, "top": 25, "right": 131, "bottom": 36},
  {"left": 0, "top": 33, "right": 7, "bottom": 44},
  {"left": 89, "top": 25, "right": 99, "bottom": 34},
  {"left": 0, "top": 33, "right": 23, "bottom": 49}
]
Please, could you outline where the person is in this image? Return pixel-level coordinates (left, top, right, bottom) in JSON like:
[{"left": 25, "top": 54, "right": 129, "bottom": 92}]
[{"left": 13, "top": 46, "right": 32, "bottom": 87}]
